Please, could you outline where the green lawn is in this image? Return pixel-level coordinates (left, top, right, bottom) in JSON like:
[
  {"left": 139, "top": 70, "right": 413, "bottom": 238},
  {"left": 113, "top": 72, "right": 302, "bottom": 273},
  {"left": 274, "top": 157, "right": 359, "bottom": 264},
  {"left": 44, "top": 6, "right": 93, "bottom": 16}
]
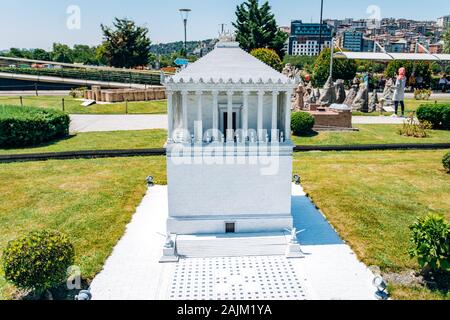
[
  {"left": 0, "top": 95, "right": 167, "bottom": 114},
  {"left": 0, "top": 130, "right": 167, "bottom": 155},
  {"left": 292, "top": 124, "right": 450, "bottom": 146},
  {"left": 0, "top": 156, "right": 167, "bottom": 300},
  {"left": 0, "top": 150, "right": 448, "bottom": 300},
  {"left": 294, "top": 150, "right": 450, "bottom": 300},
  {"left": 1, "top": 125, "right": 449, "bottom": 156},
  {"left": 352, "top": 98, "right": 450, "bottom": 116}
]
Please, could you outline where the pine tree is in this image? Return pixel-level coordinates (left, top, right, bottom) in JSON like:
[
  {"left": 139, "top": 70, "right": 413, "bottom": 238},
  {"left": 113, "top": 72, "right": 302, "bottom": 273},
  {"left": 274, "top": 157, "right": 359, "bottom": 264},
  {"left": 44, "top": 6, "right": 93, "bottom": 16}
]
[{"left": 232, "top": 0, "right": 288, "bottom": 57}]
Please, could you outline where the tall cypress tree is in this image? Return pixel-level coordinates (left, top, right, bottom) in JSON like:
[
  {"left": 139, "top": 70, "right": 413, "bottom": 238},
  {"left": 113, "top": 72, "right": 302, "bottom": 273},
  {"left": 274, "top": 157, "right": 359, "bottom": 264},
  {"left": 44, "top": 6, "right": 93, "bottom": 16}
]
[{"left": 233, "top": 0, "right": 288, "bottom": 57}]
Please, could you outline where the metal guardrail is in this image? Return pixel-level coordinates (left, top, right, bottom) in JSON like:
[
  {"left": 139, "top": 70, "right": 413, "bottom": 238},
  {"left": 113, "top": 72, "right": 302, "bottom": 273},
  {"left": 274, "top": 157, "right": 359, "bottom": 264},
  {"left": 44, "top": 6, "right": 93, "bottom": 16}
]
[{"left": 1, "top": 143, "right": 449, "bottom": 163}]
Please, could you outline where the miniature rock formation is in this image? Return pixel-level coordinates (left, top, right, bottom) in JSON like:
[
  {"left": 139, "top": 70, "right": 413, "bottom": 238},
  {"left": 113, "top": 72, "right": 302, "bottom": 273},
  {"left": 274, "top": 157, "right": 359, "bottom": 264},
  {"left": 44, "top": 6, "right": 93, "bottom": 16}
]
[
  {"left": 319, "top": 76, "right": 336, "bottom": 106},
  {"left": 368, "top": 90, "right": 380, "bottom": 113},
  {"left": 344, "top": 77, "right": 360, "bottom": 106},
  {"left": 381, "top": 78, "right": 395, "bottom": 110},
  {"left": 352, "top": 83, "right": 369, "bottom": 112},
  {"left": 335, "top": 79, "right": 346, "bottom": 104}
]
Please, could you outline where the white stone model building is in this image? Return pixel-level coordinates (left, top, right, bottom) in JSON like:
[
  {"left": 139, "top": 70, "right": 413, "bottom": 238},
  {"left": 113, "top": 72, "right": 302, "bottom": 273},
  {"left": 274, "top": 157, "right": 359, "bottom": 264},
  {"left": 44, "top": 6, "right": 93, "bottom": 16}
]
[{"left": 164, "top": 39, "right": 297, "bottom": 236}]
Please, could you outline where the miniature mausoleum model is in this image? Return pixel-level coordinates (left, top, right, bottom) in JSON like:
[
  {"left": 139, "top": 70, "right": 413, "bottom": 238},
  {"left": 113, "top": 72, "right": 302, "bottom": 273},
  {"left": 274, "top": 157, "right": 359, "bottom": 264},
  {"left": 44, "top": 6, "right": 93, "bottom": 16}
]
[{"left": 161, "top": 38, "right": 301, "bottom": 261}]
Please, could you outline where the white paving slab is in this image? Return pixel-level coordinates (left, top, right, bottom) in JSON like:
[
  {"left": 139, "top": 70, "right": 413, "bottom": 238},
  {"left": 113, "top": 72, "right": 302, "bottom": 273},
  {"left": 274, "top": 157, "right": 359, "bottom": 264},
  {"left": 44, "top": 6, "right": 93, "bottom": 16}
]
[
  {"left": 89, "top": 184, "right": 377, "bottom": 300},
  {"left": 69, "top": 114, "right": 168, "bottom": 133}
]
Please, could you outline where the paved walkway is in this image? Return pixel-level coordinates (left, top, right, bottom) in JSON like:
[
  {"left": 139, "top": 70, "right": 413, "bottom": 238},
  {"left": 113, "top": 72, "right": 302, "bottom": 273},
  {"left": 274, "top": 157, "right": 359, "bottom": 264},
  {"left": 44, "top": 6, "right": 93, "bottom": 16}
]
[
  {"left": 89, "top": 184, "right": 376, "bottom": 300},
  {"left": 70, "top": 114, "right": 168, "bottom": 133},
  {"left": 70, "top": 114, "right": 407, "bottom": 133}
]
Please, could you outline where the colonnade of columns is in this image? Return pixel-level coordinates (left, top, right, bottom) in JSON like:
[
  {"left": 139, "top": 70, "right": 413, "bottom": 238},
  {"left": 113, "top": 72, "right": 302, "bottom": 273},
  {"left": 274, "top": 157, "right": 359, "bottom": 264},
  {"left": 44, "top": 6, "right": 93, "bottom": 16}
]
[{"left": 167, "top": 89, "right": 292, "bottom": 143}]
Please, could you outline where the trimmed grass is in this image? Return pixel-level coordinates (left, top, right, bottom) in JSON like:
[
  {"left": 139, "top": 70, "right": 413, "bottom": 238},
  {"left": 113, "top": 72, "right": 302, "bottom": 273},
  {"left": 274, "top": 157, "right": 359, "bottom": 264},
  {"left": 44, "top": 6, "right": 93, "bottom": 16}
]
[
  {"left": 0, "top": 129, "right": 167, "bottom": 155},
  {"left": 0, "top": 125, "right": 449, "bottom": 156},
  {"left": 293, "top": 150, "right": 450, "bottom": 300},
  {"left": 0, "top": 96, "right": 167, "bottom": 114},
  {"left": 292, "top": 124, "right": 450, "bottom": 146},
  {"left": 352, "top": 98, "right": 450, "bottom": 116},
  {"left": 0, "top": 156, "right": 167, "bottom": 300}
]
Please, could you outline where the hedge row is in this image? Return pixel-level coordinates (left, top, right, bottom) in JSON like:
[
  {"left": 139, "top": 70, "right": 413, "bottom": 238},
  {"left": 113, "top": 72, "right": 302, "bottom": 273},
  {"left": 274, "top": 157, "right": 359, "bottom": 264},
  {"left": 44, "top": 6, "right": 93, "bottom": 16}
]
[
  {"left": 416, "top": 104, "right": 450, "bottom": 130},
  {"left": 0, "top": 105, "right": 70, "bottom": 148}
]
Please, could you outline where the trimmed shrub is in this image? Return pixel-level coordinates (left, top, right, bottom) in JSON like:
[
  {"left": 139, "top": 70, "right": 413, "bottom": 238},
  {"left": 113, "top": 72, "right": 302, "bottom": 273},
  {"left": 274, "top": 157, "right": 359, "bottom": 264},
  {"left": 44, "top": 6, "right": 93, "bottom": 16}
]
[
  {"left": 409, "top": 214, "right": 450, "bottom": 272},
  {"left": 2, "top": 230, "right": 75, "bottom": 294},
  {"left": 443, "top": 151, "right": 450, "bottom": 173},
  {"left": 291, "top": 112, "right": 315, "bottom": 136},
  {"left": 250, "top": 48, "right": 283, "bottom": 72},
  {"left": 0, "top": 105, "right": 70, "bottom": 148},
  {"left": 416, "top": 104, "right": 450, "bottom": 130}
]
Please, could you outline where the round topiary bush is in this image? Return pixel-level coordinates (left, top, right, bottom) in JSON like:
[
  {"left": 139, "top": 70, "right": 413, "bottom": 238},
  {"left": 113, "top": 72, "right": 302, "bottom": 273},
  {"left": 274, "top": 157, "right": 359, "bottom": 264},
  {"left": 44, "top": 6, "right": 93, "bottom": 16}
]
[
  {"left": 250, "top": 48, "right": 283, "bottom": 72},
  {"left": 291, "top": 112, "right": 315, "bottom": 136},
  {"left": 2, "top": 230, "right": 75, "bottom": 294},
  {"left": 0, "top": 105, "right": 70, "bottom": 148},
  {"left": 443, "top": 151, "right": 450, "bottom": 173}
]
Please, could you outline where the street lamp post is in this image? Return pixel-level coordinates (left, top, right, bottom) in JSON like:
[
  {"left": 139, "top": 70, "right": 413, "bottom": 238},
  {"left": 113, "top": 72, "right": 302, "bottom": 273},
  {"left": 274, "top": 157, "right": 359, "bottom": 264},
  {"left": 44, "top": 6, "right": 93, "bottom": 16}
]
[
  {"left": 318, "top": 0, "right": 324, "bottom": 54},
  {"left": 179, "top": 9, "right": 191, "bottom": 57}
]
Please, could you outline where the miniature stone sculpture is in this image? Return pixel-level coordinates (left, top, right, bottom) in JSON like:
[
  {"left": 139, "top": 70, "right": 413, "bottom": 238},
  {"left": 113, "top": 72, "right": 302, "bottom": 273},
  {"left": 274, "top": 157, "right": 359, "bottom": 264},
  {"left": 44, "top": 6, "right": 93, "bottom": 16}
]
[
  {"left": 352, "top": 83, "right": 369, "bottom": 112},
  {"left": 319, "top": 76, "right": 337, "bottom": 106},
  {"left": 293, "top": 82, "right": 306, "bottom": 111},
  {"left": 368, "top": 90, "right": 380, "bottom": 113},
  {"left": 335, "top": 79, "right": 346, "bottom": 104},
  {"left": 381, "top": 78, "right": 395, "bottom": 111},
  {"left": 344, "top": 77, "right": 360, "bottom": 106},
  {"left": 284, "top": 228, "right": 305, "bottom": 259}
]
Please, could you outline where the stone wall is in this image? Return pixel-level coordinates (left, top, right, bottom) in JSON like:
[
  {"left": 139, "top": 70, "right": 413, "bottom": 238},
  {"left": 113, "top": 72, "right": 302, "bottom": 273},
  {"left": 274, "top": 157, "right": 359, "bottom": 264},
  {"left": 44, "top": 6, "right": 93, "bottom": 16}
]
[{"left": 84, "top": 86, "right": 166, "bottom": 102}]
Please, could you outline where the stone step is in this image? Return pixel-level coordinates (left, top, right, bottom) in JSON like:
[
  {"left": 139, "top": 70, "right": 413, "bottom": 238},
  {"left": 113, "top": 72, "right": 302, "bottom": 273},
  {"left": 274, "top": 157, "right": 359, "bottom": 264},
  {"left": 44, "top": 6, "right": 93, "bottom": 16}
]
[{"left": 176, "top": 232, "right": 289, "bottom": 258}]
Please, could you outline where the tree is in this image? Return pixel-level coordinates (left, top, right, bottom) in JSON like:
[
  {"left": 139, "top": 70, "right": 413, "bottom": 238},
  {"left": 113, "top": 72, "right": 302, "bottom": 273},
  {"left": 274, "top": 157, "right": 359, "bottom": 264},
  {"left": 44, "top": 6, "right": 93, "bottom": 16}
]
[
  {"left": 312, "top": 48, "right": 357, "bottom": 87},
  {"left": 250, "top": 48, "right": 283, "bottom": 71},
  {"left": 283, "top": 55, "right": 316, "bottom": 73},
  {"left": 32, "top": 48, "right": 51, "bottom": 61},
  {"left": 385, "top": 60, "right": 432, "bottom": 86},
  {"left": 444, "top": 26, "right": 450, "bottom": 54},
  {"left": 233, "top": 0, "right": 287, "bottom": 58},
  {"left": 100, "top": 18, "right": 151, "bottom": 68},
  {"left": 72, "top": 44, "right": 99, "bottom": 65},
  {"left": 52, "top": 43, "right": 74, "bottom": 63}
]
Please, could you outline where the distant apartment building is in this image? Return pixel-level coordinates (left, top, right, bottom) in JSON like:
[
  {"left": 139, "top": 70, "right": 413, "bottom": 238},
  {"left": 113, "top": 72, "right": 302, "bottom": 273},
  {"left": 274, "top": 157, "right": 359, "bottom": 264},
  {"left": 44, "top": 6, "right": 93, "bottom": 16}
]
[
  {"left": 437, "top": 15, "right": 450, "bottom": 28},
  {"left": 342, "top": 31, "right": 363, "bottom": 51},
  {"left": 386, "top": 39, "right": 408, "bottom": 53},
  {"left": 288, "top": 20, "right": 333, "bottom": 56}
]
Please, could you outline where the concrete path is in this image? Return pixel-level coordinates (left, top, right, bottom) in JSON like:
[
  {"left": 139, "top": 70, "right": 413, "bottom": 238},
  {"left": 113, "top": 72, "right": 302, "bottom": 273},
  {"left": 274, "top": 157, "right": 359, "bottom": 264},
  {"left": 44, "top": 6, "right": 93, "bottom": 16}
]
[
  {"left": 89, "top": 184, "right": 377, "bottom": 300},
  {"left": 352, "top": 115, "right": 407, "bottom": 125},
  {"left": 70, "top": 114, "right": 168, "bottom": 133},
  {"left": 70, "top": 114, "right": 407, "bottom": 133}
]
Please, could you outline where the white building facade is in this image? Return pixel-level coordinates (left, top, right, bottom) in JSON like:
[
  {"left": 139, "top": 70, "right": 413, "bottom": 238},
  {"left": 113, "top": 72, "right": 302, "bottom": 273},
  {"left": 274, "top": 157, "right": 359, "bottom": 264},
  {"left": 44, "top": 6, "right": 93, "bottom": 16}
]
[{"left": 164, "top": 41, "right": 297, "bottom": 235}]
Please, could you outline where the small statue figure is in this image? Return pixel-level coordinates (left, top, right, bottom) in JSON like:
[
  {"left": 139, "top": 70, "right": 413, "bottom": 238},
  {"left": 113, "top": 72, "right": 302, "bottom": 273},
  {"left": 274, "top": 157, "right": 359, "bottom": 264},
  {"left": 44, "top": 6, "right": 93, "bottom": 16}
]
[
  {"left": 293, "top": 82, "right": 306, "bottom": 111},
  {"left": 285, "top": 228, "right": 305, "bottom": 245},
  {"left": 381, "top": 78, "right": 395, "bottom": 110},
  {"left": 164, "top": 233, "right": 174, "bottom": 249}
]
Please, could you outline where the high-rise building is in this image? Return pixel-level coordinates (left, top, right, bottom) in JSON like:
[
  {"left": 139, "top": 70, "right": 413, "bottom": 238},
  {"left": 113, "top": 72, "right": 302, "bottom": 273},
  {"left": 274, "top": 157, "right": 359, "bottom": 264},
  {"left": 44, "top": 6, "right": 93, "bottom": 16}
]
[
  {"left": 342, "top": 31, "right": 363, "bottom": 52},
  {"left": 288, "top": 20, "right": 333, "bottom": 56},
  {"left": 437, "top": 15, "right": 450, "bottom": 28}
]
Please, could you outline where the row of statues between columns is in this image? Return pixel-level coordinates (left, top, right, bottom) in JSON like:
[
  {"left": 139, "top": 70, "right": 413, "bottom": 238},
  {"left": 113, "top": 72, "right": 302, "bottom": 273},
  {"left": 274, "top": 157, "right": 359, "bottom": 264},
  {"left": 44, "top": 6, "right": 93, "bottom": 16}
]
[{"left": 170, "top": 128, "right": 286, "bottom": 145}]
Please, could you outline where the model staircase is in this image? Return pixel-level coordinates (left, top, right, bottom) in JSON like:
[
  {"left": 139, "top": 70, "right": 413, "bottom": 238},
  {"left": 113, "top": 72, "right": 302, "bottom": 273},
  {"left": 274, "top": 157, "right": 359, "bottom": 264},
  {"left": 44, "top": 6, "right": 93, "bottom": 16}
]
[{"left": 176, "top": 232, "right": 289, "bottom": 258}]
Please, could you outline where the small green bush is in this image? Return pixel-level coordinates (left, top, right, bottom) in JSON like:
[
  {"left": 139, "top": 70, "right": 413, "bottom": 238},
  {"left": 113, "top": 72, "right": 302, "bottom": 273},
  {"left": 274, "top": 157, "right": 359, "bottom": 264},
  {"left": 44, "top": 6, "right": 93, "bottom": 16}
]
[
  {"left": 291, "top": 112, "right": 315, "bottom": 136},
  {"left": 0, "top": 105, "right": 70, "bottom": 148},
  {"left": 416, "top": 104, "right": 450, "bottom": 130},
  {"left": 443, "top": 151, "right": 450, "bottom": 173},
  {"left": 409, "top": 214, "right": 450, "bottom": 272},
  {"left": 2, "top": 230, "right": 75, "bottom": 294}
]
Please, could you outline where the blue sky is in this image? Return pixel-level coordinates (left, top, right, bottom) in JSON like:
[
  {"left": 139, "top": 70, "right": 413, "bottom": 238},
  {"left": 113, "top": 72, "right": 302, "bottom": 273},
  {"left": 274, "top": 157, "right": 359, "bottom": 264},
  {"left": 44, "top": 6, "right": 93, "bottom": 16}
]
[{"left": 0, "top": 0, "right": 449, "bottom": 50}]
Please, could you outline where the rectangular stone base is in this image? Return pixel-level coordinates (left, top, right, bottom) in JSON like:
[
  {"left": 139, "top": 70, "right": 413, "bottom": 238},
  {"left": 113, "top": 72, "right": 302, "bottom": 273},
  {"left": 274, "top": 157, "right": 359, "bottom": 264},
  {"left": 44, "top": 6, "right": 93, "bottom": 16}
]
[{"left": 167, "top": 214, "right": 293, "bottom": 235}]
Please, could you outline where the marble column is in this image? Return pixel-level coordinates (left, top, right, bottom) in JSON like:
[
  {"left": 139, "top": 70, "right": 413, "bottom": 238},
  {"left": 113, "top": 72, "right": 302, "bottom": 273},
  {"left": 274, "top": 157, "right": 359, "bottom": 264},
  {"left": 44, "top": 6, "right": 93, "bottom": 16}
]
[
  {"left": 167, "top": 90, "right": 174, "bottom": 142},
  {"left": 242, "top": 90, "right": 249, "bottom": 141},
  {"left": 257, "top": 90, "right": 264, "bottom": 141},
  {"left": 227, "top": 90, "right": 234, "bottom": 143},
  {"left": 181, "top": 90, "right": 188, "bottom": 142},
  {"left": 212, "top": 90, "right": 219, "bottom": 142},
  {"left": 284, "top": 91, "right": 292, "bottom": 141},
  {"left": 271, "top": 90, "right": 279, "bottom": 142},
  {"left": 195, "top": 91, "right": 203, "bottom": 143}
]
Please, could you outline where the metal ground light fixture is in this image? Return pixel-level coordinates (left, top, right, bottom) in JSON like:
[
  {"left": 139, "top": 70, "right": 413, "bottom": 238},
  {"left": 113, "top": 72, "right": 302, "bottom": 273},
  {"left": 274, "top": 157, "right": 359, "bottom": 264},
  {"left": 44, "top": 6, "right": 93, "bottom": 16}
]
[{"left": 372, "top": 276, "right": 389, "bottom": 300}]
